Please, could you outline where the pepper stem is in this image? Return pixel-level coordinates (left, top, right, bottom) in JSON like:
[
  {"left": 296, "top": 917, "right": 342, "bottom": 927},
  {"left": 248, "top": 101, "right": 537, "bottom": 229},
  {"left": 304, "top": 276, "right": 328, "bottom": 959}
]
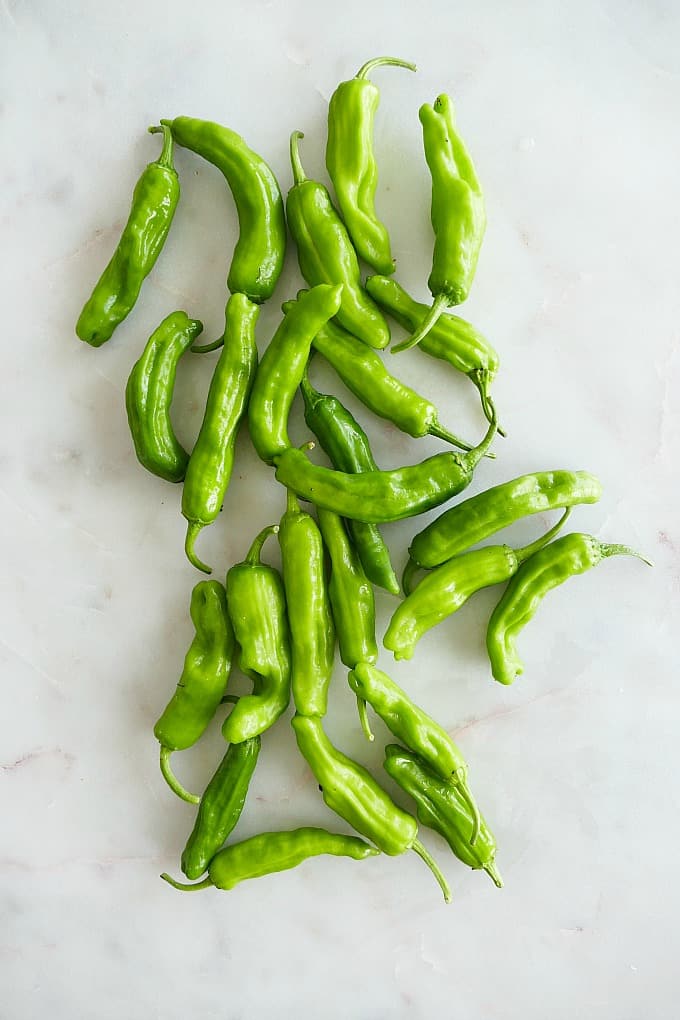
[
  {"left": 355, "top": 56, "right": 417, "bottom": 80},
  {"left": 245, "top": 524, "right": 279, "bottom": 565},
  {"left": 599, "top": 543, "right": 654, "bottom": 567},
  {"left": 191, "top": 335, "right": 225, "bottom": 354},
  {"left": 461, "top": 401, "right": 498, "bottom": 470},
  {"left": 289, "top": 131, "right": 307, "bottom": 186},
  {"left": 411, "top": 839, "right": 452, "bottom": 903},
  {"left": 356, "top": 696, "right": 375, "bottom": 742},
  {"left": 391, "top": 293, "right": 450, "bottom": 353},
  {"left": 185, "top": 522, "right": 212, "bottom": 575},
  {"left": 159, "top": 746, "right": 200, "bottom": 805},
  {"left": 401, "top": 557, "right": 422, "bottom": 597},
  {"left": 450, "top": 770, "right": 481, "bottom": 845},
  {"left": 515, "top": 508, "right": 572, "bottom": 565},
  {"left": 483, "top": 860, "right": 504, "bottom": 888},
  {"left": 471, "top": 370, "right": 506, "bottom": 438},
  {"left": 160, "top": 872, "right": 213, "bottom": 892},
  {"left": 286, "top": 488, "right": 300, "bottom": 514},
  {"left": 148, "top": 123, "right": 175, "bottom": 170},
  {"left": 428, "top": 420, "right": 474, "bottom": 452}
]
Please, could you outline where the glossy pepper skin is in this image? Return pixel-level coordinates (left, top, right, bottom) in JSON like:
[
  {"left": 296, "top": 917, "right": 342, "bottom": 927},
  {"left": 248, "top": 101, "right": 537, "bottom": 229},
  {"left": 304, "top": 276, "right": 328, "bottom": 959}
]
[
  {"left": 274, "top": 412, "right": 497, "bottom": 524},
  {"left": 278, "top": 490, "right": 335, "bottom": 717},
  {"left": 326, "top": 56, "right": 416, "bottom": 275},
  {"left": 316, "top": 507, "right": 378, "bottom": 669},
  {"left": 384, "top": 744, "right": 502, "bottom": 887},
  {"left": 248, "top": 285, "right": 343, "bottom": 464},
  {"left": 292, "top": 715, "right": 450, "bottom": 901},
  {"left": 161, "top": 827, "right": 378, "bottom": 892},
  {"left": 286, "top": 131, "right": 390, "bottom": 350},
  {"left": 154, "top": 580, "right": 235, "bottom": 804},
  {"left": 487, "top": 533, "right": 652, "bottom": 686},
  {"left": 388, "top": 512, "right": 570, "bottom": 659},
  {"left": 365, "top": 274, "right": 499, "bottom": 423},
  {"left": 162, "top": 116, "right": 285, "bottom": 304},
  {"left": 76, "top": 125, "right": 179, "bottom": 347},
  {"left": 125, "top": 311, "right": 203, "bottom": 482},
  {"left": 300, "top": 367, "right": 399, "bottom": 595},
  {"left": 222, "top": 525, "right": 292, "bottom": 741},
  {"left": 348, "top": 663, "right": 481, "bottom": 841},
  {"left": 408, "top": 470, "right": 603, "bottom": 573},
  {"left": 182, "top": 294, "right": 260, "bottom": 573},
  {"left": 395, "top": 95, "right": 486, "bottom": 352},
  {"left": 181, "top": 737, "right": 261, "bottom": 880}
]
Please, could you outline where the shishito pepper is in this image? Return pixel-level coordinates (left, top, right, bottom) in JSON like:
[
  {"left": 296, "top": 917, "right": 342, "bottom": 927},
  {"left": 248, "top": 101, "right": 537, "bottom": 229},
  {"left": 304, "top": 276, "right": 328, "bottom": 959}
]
[{"left": 76, "top": 125, "right": 179, "bottom": 347}]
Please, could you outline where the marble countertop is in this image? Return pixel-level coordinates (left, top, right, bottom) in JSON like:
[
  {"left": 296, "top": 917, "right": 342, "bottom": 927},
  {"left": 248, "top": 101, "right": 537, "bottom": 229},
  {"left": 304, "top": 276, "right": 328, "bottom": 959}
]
[{"left": 3, "top": 1, "right": 678, "bottom": 1016}]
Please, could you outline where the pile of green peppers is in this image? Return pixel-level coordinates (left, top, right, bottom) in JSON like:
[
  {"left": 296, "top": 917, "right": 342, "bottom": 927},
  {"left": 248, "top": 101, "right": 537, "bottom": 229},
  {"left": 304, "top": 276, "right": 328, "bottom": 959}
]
[{"left": 75, "top": 58, "right": 651, "bottom": 902}]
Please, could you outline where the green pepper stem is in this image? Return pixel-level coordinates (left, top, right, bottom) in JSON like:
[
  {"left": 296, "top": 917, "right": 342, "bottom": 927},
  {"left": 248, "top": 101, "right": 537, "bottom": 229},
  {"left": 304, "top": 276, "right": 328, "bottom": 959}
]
[
  {"left": 411, "top": 838, "right": 452, "bottom": 903},
  {"left": 428, "top": 420, "right": 474, "bottom": 452},
  {"left": 356, "top": 696, "right": 375, "bottom": 742},
  {"left": 515, "top": 508, "right": 572, "bottom": 565},
  {"left": 286, "top": 488, "right": 300, "bottom": 514},
  {"left": 391, "top": 293, "right": 450, "bottom": 353},
  {"left": 461, "top": 402, "right": 498, "bottom": 471},
  {"left": 185, "top": 522, "right": 212, "bottom": 575},
  {"left": 401, "top": 557, "right": 422, "bottom": 597},
  {"left": 159, "top": 746, "right": 200, "bottom": 805},
  {"left": 452, "top": 772, "right": 481, "bottom": 845},
  {"left": 289, "top": 131, "right": 307, "bottom": 186},
  {"left": 471, "top": 370, "right": 506, "bottom": 438},
  {"left": 148, "top": 124, "right": 175, "bottom": 170},
  {"left": 355, "top": 56, "right": 417, "bottom": 80},
  {"left": 160, "top": 872, "right": 213, "bottom": 892},
  {"left": 599, "top": 543, "right": 654, "bottom": 567},
  {"left": 245, "top": 524, "right": 279, "bottom": 565},
  {"left": 191, "top": 335, "right": 225, "bottom": 354},
  {"left": 483, "top": 860, "right": 504, "bottom": 888}
]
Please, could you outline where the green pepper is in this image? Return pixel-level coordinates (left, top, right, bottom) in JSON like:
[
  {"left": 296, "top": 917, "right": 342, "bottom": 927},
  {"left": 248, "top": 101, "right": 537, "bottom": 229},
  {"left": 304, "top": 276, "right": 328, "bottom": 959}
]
[
  {"left": 222, "top": 525, "right": 292, "bottom": 741},
  {"left": 394, "top": 95, "right": 486, "bottom": 352},
  {"left": 161, "top": 116, "right": 286, "bottom": 306},
  {"left": 384, "top": 744, "right": 502, "bottom": 887},
  {"left": 181, "top": 736, "right": 261, "bottom": 880},
  {"left": 316, "top": 506, "right": 377, "bottom": 669},
  {"left": 487, "top": 533, "right": 652, "bottom": 685},
  {"left": 286, "top": 131, "right": 390, "bottom": 350},
  {"left": 274, "top": 412, "right": 497, "bottom": 524},
  {"left": 326, "top": 56, "right": 416, "bottom": 275},
  {"left": 291, "top": 714, "right": 451, "bottom": 902},
  {"left": 125, "top": 311, "right": 203, "bottom": 483},
  {"left": 299, "top": 367, "right": 399, "bottom": 595},
  {"left": 161, "top": 827, "right": 379, "bottom": 892},
  {"left": 278, "top": 490, "right": 336, "bottom": 717},
  {"left": 387, "top": 511, "right": 571, "bottom": 659},
  {"left": 76, "top": 125, "right": 179, "bottom": 347},
  {"left": 248, "top": 285, "right": 343, "bottom": 465},
  {"left": 182, "top": 294, "right": 260, "bottom": 573},
  {"left": 407, "top": 470, "right": 603, "bottom": 575},
  {"left": 154, "top": 580, "right": 235, "bottom": 804}
]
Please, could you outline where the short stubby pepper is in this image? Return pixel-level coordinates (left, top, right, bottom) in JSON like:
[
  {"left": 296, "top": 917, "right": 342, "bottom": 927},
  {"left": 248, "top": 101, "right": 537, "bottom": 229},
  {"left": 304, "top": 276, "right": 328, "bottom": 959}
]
[
  {"left": 154, "top": 580, "right": 235, "bottom": 804},
  {"left": 161, "top": 116, "right": 286, "bottom": 306},
  {"left": 182, "top": 294, "right": 260, "bottom": 573},
  {"left": 388, "top": 512, "right": 571, "bottom": 659},
  {"left": 300, "top": 367, "right": 399, "bottom": 595},
  {"left": 407, "top": 469, "right": 604, "bottom": 573},
  {"left": 181, "top": 736, "right": 261, "bottom": 880},
  {"left": 291, "top": 714, "right": 451, "bottom": 901},
  {"left": 348, "top": 662, "right": 481, "bottom": 842},
  {"left": 395, "top": 95, "right": 486, "bottom": 352},
  {"left": 76, "top": 125, "right": 179, "bottom": 347},
  {"left": 222, "top": 525, "right": 292, "bottom": 741},
  {"left": 248, "top": 285, "right": 343, "bottom": 465},
  {"left": 316, "top": 506, "right": 378, "bottom": 669},
  {"left": 278, "top": 490, "right": 336, "bottom": 717},
  {"left": 326, "top": 56, "right": 416, "bottom": 275},
  {"left": 286, "top": 130, "right": 390, "bottom": 349},
  {"left": 274, "top": 412, "right": 497, "bottom": 524},
  {"left": 161, "top": 827, "right": 378, "bottom": 892},
  {"left": 384, "top": 744, "right": 503, "bottom": 887},
  {"left": 487, "top": 532, "right": 652, "bottom": 685},
  {"left": 125, "top": 310, "right": 203, "bottom": 483}
]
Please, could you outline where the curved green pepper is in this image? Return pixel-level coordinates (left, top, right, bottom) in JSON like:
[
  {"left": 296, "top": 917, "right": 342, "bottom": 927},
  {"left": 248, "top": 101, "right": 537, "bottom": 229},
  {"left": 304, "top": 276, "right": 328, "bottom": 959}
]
[
  {"left": 182, "top": 294, "right": 260, "bottom": 573},
  {"left": 222, "top": 525, "right": 292, "bottom": 741},
  {"left": 326, "top": 56, "right": 416, "bottom": 275},
  {"left": 286, "top": 131, "right": 390, "bottom": 349},
  {"left": 161, "top": 116, "right": 286, "bottom": 305},
  {"left": 162, "top": 827, "right": 378, "bottom": 892},
  {"left": 76, "top": 125, "right": 179, "bottom": 346},
  {"left": 125, "top": 311, "right": 203, "bottom": 483}
]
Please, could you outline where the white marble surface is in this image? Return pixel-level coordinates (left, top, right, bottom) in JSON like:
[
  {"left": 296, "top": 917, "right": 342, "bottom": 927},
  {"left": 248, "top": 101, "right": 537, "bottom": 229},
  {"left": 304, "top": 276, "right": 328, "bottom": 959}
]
[{"left": 2, "top": 0, "right": 679, "bottom": 1016}]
